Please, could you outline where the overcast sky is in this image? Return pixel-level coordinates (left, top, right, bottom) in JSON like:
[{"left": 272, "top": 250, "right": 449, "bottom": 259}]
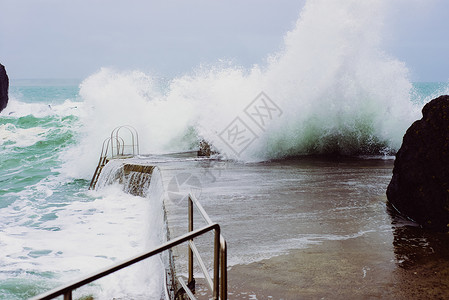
[{"left": 0, "top": 0, "right": 448, "bottom": 82}]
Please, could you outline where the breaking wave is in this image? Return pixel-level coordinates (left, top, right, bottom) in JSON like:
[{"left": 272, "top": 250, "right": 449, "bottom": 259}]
[{"left": 63, "top": 0, "right": 430, "bottom": 179}]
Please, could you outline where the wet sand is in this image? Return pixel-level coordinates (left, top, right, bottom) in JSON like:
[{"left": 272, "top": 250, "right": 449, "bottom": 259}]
[{"left": 227, "top": 233, "right": 449, "bottom": 299}]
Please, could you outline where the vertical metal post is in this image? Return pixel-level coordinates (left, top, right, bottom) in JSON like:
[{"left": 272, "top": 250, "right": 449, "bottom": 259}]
[
  {"left": 135, "top": 131, "right": 139, "bottom": 155},
  {"left": 213, "top": 227, "right": 220, "bottom": 300},
  {"left": 220, "top": 237, "right": 227, "bottom": 300},
  {"left": 131, "top": 132, "right": 135, "bottom": 156},
  {"left": 64, "top": 291, "right": 72, "bottom": 300},
  {"left": 188, "top": 196, "right": 194, "bottom": 283},
  {"left": 114, "top": 130, "right": 119, "bottom": 157}
]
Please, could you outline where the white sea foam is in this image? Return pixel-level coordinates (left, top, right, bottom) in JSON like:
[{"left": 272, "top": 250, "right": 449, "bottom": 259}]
[
  {"left": 59, "top": 0, "right": 423, "bottom": 180},
  {"left": 0, "top": 124, "right": 49, "bottom": 148},
  {"left": 2, "top": 98, "right": 83, "bottom": 119},
  {"left": 0, "top": 167, "right": 166, "bottom": 299}
]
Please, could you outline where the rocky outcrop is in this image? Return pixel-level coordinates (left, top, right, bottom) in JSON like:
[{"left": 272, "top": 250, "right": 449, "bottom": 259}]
[
  {"left": 0, "top": 63, "right": 9, "bottom": 112},
  {"left": 387, "top": 95, "right": 449, "bottom": 231}
]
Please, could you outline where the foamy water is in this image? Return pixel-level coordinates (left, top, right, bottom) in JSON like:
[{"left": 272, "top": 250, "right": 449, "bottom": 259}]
[{"left": 0, "top": 162, "right": 166, "bottom": 299}]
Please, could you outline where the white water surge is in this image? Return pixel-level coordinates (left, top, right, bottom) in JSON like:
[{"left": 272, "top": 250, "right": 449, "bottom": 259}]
[
  {"left": 0, "top": 160, "right": 168, "bottom": 299},
  {"left": 61, "top": 0, "right": 423, "bottom": 180},
  {"left": 88, "top": 161, "right": 169, "bottom": 299}
]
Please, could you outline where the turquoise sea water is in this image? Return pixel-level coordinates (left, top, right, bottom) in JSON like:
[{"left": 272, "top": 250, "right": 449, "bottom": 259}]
[{"left": 1, "top": 80, "right": 168, "bottom": 299}]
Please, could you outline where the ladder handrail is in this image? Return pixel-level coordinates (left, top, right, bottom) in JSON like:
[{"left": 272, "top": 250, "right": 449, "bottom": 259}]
[
  {"left": 88, "top": 136, "right": 124, "bottom": 190},
  {"left": 111, "top": 125, "right": 140, "bottom": 156},
  {"left": 30, "top": 223, "right": 221, "bottom": 300},
  {"left": 88, "top": 125, "right": 139, "bottom": 190},
  {"left": 185, "top": 193, "right": 227, "bottom": 300}
]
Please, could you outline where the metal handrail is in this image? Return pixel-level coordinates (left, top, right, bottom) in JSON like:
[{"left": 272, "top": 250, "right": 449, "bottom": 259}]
[
  {"left": 103, "top": 136, "right": 124, "bottom": 158},
  {"left": 186, "top": 193, "right": 227, "bottom": 300},
  {"left": 88, "top": 125, "right": 139, "bottom": 190},
  {"left": 88, "top": 136, "right": 124, "bottom": 190},
  {"left": 189, "top": 240, "right": 214, "bottom": 291},
  {"left": 30, "top": 223, "right": 221, "bottom": 300},
  {"left": 111, "top": 125, "right": 140, "bottom": 156}
]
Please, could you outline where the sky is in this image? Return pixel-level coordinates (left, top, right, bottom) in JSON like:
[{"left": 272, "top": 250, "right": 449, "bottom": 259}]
[{"left": 0, "top": 0, "right": 448, "bottom": 82}]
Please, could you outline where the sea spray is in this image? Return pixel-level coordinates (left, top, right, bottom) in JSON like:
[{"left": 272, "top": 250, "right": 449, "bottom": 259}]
[
  {"left": 62, "top": 0, "right": 421, "bottom": 175},
  {"left": 60, "top": 69, "right": 198, "bottom": 179},
  {"left": 251, "top": 0, "right": 419, "bottom": 158},
  {"left": 190, "top": 0, "right": 420, "bottom": 159}
]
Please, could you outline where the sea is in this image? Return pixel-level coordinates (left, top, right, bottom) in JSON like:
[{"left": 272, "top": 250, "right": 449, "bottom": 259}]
[
  {"left": 2, "top": 80, "right": 449, "bottom": 300},
  {"left": 2, "top": 1, "right": 449, "bottom": 299}
]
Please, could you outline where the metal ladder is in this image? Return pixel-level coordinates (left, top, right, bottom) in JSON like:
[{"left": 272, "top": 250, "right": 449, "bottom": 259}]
[{"left": 89, "top": 125, "right": 140, "bottom": 190}]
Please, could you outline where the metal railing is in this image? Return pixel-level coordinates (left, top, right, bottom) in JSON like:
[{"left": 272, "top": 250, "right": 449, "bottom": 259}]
[
  {"left": 30, "top": 194, "right": 227, "bottom": 300},
  {"left": 110, "top": 125, "right": 140, "bottom": 157},
  {"left": 30, "top": 224, "right": 222, "bottom": 300},
  {"left": 89, "top": 125, "right": 140, "bottom": 190},
  {"left": 184, "top": 193, "right": 227, "bottom": 300}
]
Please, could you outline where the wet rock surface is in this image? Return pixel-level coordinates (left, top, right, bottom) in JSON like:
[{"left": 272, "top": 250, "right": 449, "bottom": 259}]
[
  {"left": 0, "top": 63, "right": 8, "bottom": 112},
  {"left": 387, "top": 95, "right": 449, "bottom": 230}
]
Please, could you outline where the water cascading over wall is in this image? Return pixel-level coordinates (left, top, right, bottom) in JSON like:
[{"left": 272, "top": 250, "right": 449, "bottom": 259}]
[
  {"left": 95, "top": 159, "right": 176, "bottom": 299},
  {"left": 96, "top": 160, "right": 156, "bottom": 196}
]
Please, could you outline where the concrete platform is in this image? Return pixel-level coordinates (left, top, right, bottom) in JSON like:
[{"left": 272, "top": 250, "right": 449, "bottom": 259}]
[{"left": 121, "top": 154, "right": 449, "bottom": 299}]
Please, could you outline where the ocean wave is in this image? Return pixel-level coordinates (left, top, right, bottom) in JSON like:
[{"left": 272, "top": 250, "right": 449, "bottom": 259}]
[
  {"left": 54, "top": 0, "right": 445, "bottom": 178},
  {"left": 1, "top": 98, "right": 83, "bottom": 119}
]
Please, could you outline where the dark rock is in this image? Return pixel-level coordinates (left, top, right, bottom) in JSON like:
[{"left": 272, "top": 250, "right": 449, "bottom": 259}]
[
  {"left": 198, "top": 139, "right": 216, "bottom": 157},
  {"left": 387, "top": 95, "right": 449, "bottom": 231},
  {"left": 0, "top": 63, "right": 9, "bottom": 112}
]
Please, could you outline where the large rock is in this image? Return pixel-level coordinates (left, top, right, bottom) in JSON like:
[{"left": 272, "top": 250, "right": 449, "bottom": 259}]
[
  {"left": 387, "top": 95, "right": 449, "bottom": 230},
  {"left": 0, "top": 63, "right": 9, "bottom": 112}
]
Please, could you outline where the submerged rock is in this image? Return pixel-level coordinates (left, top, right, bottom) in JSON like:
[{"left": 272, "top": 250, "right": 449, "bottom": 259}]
[
  {"left": 387, "top": 95, "right": 449, "bottom": 231},
  {"left": 0, "top": 63, "right": 8, "bottom": 112}
]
